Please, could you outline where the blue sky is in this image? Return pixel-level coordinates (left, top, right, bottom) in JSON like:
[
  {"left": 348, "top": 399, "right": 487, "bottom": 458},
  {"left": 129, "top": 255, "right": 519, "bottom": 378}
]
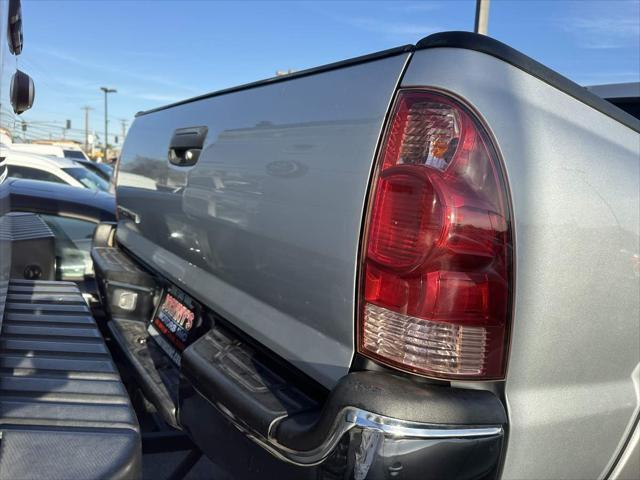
[{"left": 7, "top": 0, "right": 640, "bottom": 144}]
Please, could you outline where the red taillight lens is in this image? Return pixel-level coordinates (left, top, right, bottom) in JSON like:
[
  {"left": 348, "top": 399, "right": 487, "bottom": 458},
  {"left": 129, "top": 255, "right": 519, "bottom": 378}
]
[
  {"left": 359, "top": 90, "right": 512, "bottom": 380},
  {"left": 367, "top": 167, "right": 443, "bottom": 270}
]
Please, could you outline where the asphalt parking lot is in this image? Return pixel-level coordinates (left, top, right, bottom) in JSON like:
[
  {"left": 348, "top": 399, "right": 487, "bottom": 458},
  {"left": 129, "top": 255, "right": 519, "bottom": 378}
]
[{"left": 143, "top": 451, "right": 229, "bottom": 480}]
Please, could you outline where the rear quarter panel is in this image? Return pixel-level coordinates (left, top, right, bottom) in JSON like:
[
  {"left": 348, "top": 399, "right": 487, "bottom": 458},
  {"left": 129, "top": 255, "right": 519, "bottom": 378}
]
[{"left": 402, "top": 47, "right": 640, "bottom": 479}]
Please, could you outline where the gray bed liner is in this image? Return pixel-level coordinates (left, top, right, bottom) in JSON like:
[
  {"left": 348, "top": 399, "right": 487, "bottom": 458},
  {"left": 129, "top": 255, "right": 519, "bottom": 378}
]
[{"left": 0, "top": 279, "right": 141, "bottom": 479}]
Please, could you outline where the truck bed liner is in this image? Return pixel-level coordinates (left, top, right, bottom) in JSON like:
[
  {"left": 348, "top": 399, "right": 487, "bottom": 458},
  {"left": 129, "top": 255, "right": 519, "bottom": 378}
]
[{"left": 0, "top": 279, "right": 141, "bottom": 479}]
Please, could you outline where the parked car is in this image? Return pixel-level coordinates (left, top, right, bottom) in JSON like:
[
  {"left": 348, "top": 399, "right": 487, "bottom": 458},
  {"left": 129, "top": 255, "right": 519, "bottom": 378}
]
[
  {"left": 9, "top": 141, "right": 90, "bottom": 160},
  {"left": 1, "top": 147, "right": 110, "bottom": 191},
  {"left": 73, "top": 157, "right": 114, "bottom": 181},
  {"left": 0, "top": 22, "right": 638, "bottom": 480},
  {"left": 73, "top": 157, "right": 159, "bottom": 192}
]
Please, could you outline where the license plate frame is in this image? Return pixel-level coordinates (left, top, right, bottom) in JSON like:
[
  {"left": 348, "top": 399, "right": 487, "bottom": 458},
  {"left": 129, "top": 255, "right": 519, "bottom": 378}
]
[{"left": 147, "top": 285, "right": 201, "bottom": 365}]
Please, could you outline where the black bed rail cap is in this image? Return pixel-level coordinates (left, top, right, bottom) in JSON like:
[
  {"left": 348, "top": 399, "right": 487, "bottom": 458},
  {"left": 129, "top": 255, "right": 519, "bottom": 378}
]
[{"left": 136, "top": 44, "right": 413, "bottom": 117}]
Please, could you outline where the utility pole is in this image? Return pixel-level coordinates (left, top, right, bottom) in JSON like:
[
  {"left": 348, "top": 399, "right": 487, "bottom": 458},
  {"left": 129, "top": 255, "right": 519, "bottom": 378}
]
[
  {"left": 100, "top": 87, "right": 117, "bottom": 162},
  {"left": 82, "top": 106, "right": 93, "bottom": 153},
  {"left": 474, "top": 0, "right": 490, "bottom": 35}
]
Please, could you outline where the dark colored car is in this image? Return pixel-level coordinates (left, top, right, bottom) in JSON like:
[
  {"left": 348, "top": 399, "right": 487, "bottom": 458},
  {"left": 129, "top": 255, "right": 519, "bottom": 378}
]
[{"left": 73, "top": 158, "right": 114, "bottom": 182}]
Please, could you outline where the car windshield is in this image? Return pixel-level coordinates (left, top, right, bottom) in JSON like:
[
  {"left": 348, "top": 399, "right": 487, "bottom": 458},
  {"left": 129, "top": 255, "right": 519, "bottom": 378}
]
[
  {"left": 94, "top": 162, "right": 114, "bottom": 176},
  {"left": 63, "top": 150, "right": 88, "bottom": 160},
  {"left": 78, "top": 161, "right": 114, "bottom": 181},
  {"left": 63, "top": 166, "right": 110, "bottom": 192}
]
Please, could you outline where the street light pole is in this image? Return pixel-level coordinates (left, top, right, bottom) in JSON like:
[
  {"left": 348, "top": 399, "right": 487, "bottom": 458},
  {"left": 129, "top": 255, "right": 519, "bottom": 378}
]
[
  {"left": 120, "top": 119, "right": 127, "bottom": 146},
  {"left": 474, "top": 0, "right": 490, "bottom": 35},
  {"left": 100, "top": 87, "right": 116, "bottom": 162},
  {"left": 82, "top": 106, "right": 93, "bottom": 154}
]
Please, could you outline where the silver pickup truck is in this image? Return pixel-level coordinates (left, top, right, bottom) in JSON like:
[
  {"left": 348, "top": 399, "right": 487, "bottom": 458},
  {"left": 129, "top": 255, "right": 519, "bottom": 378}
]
[
  {"left": 107, "top": 31, "right": 639, "bottom": 479},
  {"left": 2, "top": 14, "right": 639, "bottom": 480}
]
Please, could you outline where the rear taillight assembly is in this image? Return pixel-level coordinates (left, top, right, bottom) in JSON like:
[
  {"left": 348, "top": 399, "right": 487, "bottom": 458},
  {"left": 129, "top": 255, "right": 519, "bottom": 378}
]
[{"left": 359, "top": 90, "right": 513, "bottom": 380}]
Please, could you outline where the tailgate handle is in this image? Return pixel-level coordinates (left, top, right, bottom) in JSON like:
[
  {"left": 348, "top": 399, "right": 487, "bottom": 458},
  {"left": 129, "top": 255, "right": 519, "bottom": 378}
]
[{"left": 168, "top": 126, "right": 208, "bottom": 167}]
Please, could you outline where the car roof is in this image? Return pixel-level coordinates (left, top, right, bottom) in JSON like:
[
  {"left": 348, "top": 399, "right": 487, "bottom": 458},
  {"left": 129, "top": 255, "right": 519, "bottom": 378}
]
[
  {"left": 15, "top": 143, "right": 83, "bottom": 150},
  {"left": 9, "top": 143, "right": 64, "bottom": 154},
  {"left": 2, "top": 149, "right": 79, "bottom": 169},
  {"left": 4, "top": 178, "right": 116, "bottom": 223}
]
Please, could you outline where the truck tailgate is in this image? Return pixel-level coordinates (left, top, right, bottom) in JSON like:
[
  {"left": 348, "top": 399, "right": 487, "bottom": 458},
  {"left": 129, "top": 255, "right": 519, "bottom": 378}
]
[{"left": 116, "top": 49, "right": 410, "bottom": 387}]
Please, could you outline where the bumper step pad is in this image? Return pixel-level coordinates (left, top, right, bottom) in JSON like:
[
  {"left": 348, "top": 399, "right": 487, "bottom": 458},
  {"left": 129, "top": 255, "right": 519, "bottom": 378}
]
[{"left": 0, "top": 279, "right": 141, "bottom": 480}]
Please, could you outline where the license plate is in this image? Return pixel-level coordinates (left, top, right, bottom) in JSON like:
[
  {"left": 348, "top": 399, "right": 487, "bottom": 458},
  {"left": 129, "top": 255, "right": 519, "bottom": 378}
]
[{"left": 148, "top": 285, "right": 200, "bottom": 364}]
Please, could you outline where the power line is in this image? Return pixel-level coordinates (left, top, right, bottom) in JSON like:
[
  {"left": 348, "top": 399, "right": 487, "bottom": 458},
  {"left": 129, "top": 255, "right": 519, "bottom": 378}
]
[{"left": 1, "top": 104, "right": 123, "bottom": 147}]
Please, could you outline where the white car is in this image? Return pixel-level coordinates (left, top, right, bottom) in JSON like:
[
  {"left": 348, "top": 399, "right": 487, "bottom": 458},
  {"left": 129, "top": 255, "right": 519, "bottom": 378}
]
[
  {"left": 1, "top": 148, "right": 110, "bottom": 192},
  {"left": 8, "top": 142, "right": 90, "bottom": 161}
]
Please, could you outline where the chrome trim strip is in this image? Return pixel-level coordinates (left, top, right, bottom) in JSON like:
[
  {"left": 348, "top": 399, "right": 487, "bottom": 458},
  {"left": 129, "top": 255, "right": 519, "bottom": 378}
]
[
  {"left": 348, "top": 408, "right": 503, "bottom": 438},
  {"left": 266, "top": 406, "right": 503, "bottom": 466}
]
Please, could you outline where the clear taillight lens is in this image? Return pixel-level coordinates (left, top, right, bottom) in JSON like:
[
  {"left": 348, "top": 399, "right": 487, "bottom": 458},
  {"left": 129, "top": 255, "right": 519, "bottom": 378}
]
[{"left": 359, "top": 90, "right": 512, "bottom": 380}]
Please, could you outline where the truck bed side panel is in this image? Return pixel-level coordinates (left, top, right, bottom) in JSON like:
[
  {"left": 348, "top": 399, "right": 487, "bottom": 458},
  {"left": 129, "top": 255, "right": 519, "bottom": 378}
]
[
  {"left": 402, "top": 47, "right": 640, "bottom": 479},
  {"left": 116, "top": 53, "right": 410, "bottom": 387}
]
